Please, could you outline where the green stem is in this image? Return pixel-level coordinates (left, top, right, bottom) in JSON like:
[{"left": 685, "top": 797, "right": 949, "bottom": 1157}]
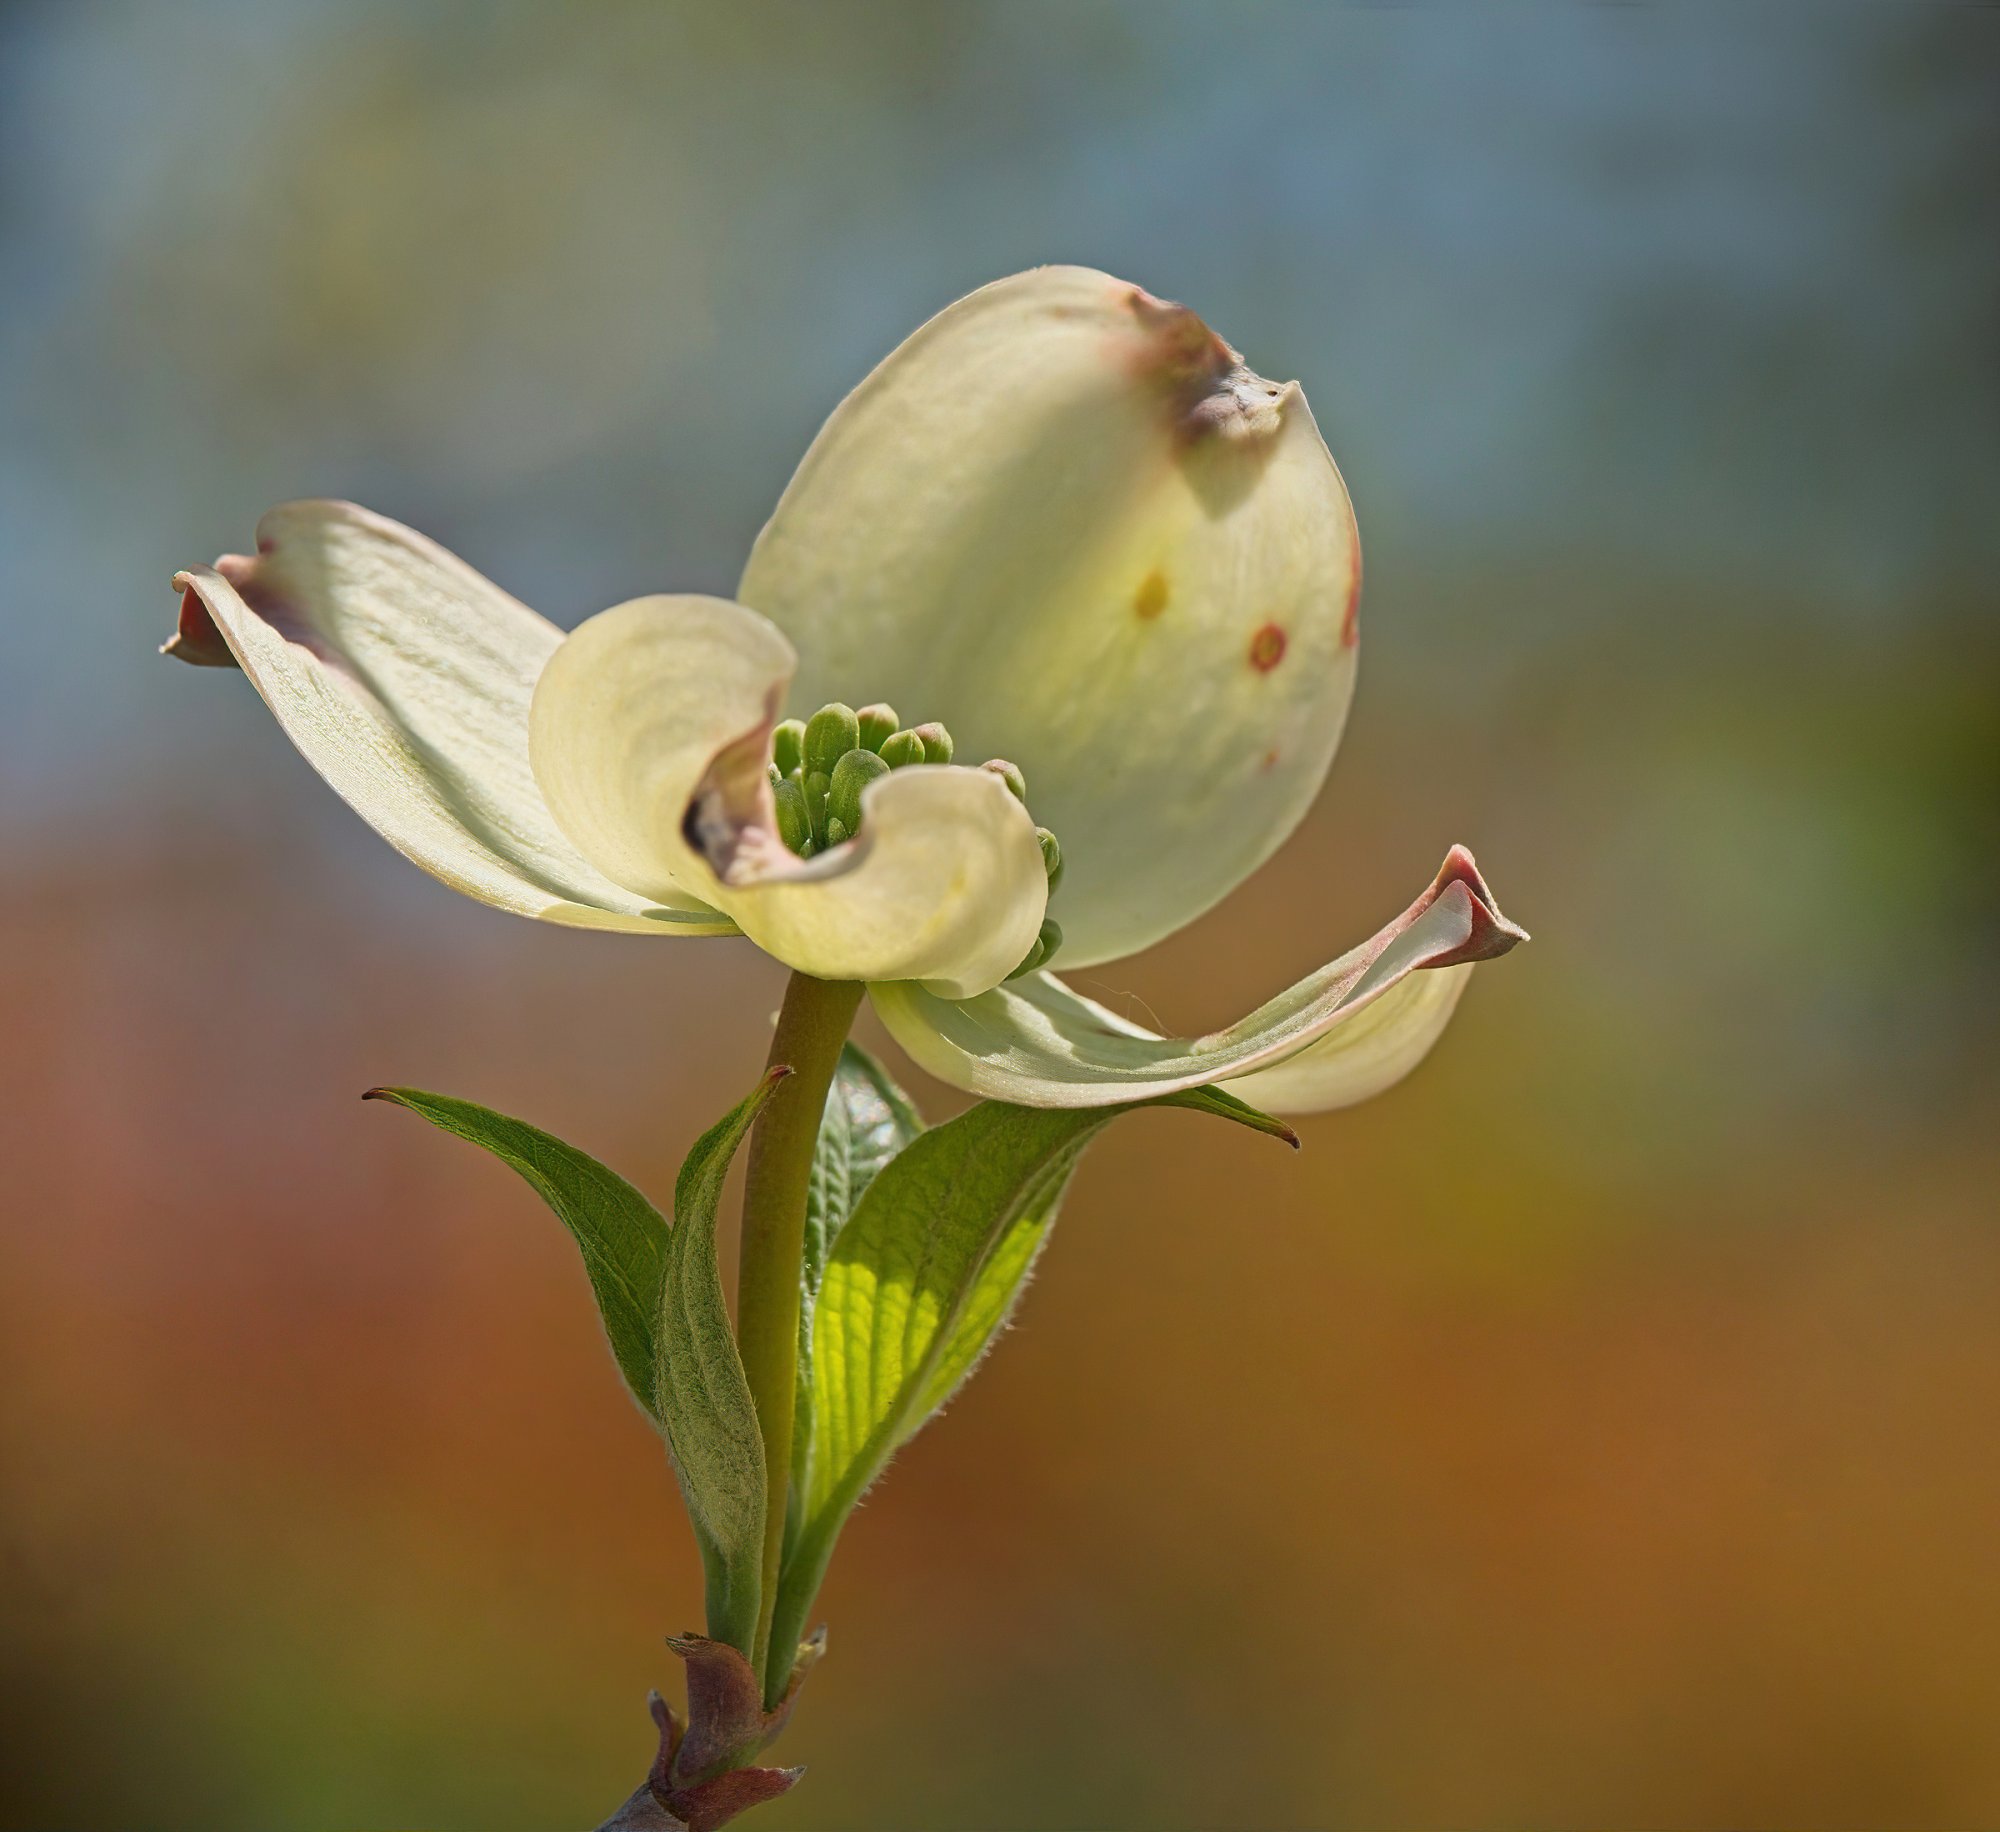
[{"left": 735, "top": 970, "right": 863, "bottom": 1703}]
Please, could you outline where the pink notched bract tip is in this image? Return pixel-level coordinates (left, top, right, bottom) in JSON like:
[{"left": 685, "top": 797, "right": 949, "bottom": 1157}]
[
  {"left": 161, "top": 573, "right": 238, "bottom": 667},
  {"left": 1427, "top": 843, "right": 1529, "bottom": 965}
]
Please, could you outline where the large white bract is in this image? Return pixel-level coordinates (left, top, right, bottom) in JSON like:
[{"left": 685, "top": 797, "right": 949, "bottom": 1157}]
[{"left": 170, "top": 266, "right": 1523, "bottom": 1112}]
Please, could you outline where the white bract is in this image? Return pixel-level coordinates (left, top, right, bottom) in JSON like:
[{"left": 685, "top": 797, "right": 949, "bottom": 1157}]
[{"left": 169, "top": 266, "right": 1523, "bottom": 1113}]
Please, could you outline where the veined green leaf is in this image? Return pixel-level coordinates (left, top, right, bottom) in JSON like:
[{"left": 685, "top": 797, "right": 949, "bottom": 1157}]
[
  {"left": 804, "top": 1043, "right": 924, "bottom": 1295},
  {"left": 658, "top": 1068, "right": 790, "bottom": 1657},
  {"left": 363, "top": 1086, "right": 672, "bottom": 1424},
  {"left": 767, "top": 1082, "right": 1293, "bottom": 1661},
  {"left": 367, "top": 1072, "right": 786, "bottom": 1660},
  {"left": 792, "top": 1043, "right": 924, "bottom": 1537}
]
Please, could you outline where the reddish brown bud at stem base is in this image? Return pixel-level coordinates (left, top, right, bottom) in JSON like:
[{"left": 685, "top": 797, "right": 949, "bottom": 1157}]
[{"left": 591, "top": 1632, "right": 825, "bottom": 1832}]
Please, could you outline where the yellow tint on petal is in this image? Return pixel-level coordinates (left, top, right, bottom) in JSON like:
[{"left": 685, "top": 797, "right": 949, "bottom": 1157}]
[
  {"left": 171, "top": 500, "right": 731, "bottom": 934},
  {"left": 1218, "top": 965, "right": 1470, "bottom": 1112},
  {"left": 529, "top": 594, "right": 797, "bottom": 907},
  {"left": 699, "top": 764, "right": 1048, "bottom": 999},
  {"left": 740, "top": 265, "right": 1361, "bottom": 968}
]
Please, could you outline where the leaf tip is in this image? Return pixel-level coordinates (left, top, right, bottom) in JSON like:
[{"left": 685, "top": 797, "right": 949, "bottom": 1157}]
[{"left": 1162, "top": 1084, "right": 1299, "bottom": 1146}]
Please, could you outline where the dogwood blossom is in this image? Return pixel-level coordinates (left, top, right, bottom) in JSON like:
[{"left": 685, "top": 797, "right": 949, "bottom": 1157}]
[{"left": 169, "top": 266, "right": 1521, "bottom": 1111}]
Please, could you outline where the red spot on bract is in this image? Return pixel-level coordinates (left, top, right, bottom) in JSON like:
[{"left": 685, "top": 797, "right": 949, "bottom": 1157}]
[
  {"left": 1133, "top": 569, "right": 1170, "bottom": 620},
  {"left": 1248, "top": 623, "right": 1287, "bottom": 672},
  {"left": 1260, "top": 748, "right": 1280, "bottom": 773}
]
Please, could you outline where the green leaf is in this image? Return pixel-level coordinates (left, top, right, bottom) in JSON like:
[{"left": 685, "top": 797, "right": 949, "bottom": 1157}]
[
  {"left": 658, "top": 1067, "right": 791, "bottom": 1656},
  {"left": 367, "top": 1071, "right": 788, "bottom": 1659},
  {"left": 792, "top": 1044, "right": 924, "bottom": 1534},
  {"left": 767, "top": 1082, "right": 1293, "bottom": 1661},
  {"left": 804, "top": 1042, "right": 924, "bottom": 1294},
  {"left": 363, "top": 1085, "right": 673, "bottom": 1425}
]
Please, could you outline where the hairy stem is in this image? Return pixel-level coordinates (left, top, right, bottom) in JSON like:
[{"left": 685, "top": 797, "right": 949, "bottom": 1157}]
[{"left": 735, "top": 971, "right": 863, "bottom": 1702}]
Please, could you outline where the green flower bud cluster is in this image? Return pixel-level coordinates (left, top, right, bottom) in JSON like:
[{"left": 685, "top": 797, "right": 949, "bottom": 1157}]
[
  {"left": 768, "top": 707, "right": 1066, "bottom": 979},
  {"left": 768, "top": 701, "right": 956, "bottom": 858}
]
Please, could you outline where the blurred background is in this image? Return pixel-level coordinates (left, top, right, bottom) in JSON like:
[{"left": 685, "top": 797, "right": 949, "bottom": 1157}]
[{"left": 3, "top": 5, "right": 1996, "bottom": 1827}]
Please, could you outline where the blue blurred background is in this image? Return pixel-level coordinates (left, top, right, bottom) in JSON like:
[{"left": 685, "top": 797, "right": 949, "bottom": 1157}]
[{"left": 3, "top": 5, "right": 1996, "bottom": 1827}]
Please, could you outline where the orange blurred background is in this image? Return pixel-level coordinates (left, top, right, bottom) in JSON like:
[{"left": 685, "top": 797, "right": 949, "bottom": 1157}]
[{"left": 3, "top": 7, "right": 1996, "bottom": 1828}]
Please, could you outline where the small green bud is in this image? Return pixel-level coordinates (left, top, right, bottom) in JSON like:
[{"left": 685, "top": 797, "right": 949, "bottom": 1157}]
[
  {"left": 804, "top": 769, "right": 831, "bottom": 845},
  {"left": 824, "top": 815, "right": 852, "bottom": 848},
  {"left": 804, "top": 703, "right": 860, "bottom": 776},
  {"left": 772, "top": 719, "right": 806, "bottom": 779},
  {"left": 914, "top": 721, "right": 955, "bottom": 764},
  {"left": 772, "top": 776, "right": 811, "bottom": 856},
  {"left": 1036, "top": 826, "right": 1063, "bottom": 891},
  {"left": 856, "top": 703, "right": 900, "bottom": 752},
  {"left": 878, "top": 729, "right": 927, "bottom": 769},
  {"left": 1007, "top": 917, "right": 1062, "bottom": 981},
  {"left": 982, "top": 758, "right": 1027, "bottom": 803},
  {"left": 828, "top": 746, "right": 890, "bottom": 831}
]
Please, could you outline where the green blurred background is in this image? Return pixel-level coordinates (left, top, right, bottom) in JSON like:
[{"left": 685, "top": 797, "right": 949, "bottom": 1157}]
[{"left": 3, "top": 5, "right": 1996, "bottom": 1827}]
